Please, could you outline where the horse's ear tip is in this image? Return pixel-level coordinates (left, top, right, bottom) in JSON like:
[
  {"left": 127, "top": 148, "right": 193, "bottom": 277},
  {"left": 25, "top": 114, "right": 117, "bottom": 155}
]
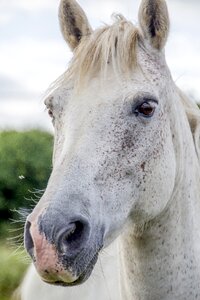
[
  {"left": 58, "top": 0, "right": 92, "bottom": 50},
  {"left": 138, "top": 0, "right": 170, "bottom": 50}
]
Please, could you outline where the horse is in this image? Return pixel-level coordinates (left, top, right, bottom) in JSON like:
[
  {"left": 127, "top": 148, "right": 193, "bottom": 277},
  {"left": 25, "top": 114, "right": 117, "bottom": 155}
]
[{"left": 19, "top": 0, "right": 200, "bottom": 299}]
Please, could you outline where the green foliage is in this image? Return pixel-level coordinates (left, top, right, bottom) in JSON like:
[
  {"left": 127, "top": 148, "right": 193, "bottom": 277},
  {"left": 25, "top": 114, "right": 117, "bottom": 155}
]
[
  {"left": 0, "top": 130, "right": 53, "bottom": 225},
  {"left": 0, "top": 130, "right": 53, "bottom": 298},
  {"left": 0, "top": 241, "right": 28, "bottom": 300}
]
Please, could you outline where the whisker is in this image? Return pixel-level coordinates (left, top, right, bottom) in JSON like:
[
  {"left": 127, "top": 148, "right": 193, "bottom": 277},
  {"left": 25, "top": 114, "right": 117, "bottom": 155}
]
[{"left": 8, "top": 233, "right": 24, "bottom": 240}]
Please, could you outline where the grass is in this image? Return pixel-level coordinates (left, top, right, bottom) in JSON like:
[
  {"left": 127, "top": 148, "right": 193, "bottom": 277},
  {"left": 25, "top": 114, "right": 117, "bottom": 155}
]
[{"left": 0, "top": 240, "right": 28, "bottom": 300}]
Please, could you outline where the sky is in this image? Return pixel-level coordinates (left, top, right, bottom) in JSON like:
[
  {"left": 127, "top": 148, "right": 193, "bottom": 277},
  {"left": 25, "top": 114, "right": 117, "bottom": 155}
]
[{"left": 0, "top": 0, "right": 200, "bottom": 131}]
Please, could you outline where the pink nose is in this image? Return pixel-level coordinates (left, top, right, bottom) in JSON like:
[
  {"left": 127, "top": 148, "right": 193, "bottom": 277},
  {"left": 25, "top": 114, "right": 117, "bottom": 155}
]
[
  {"left": 25, "top": 220, "right": 61, "bottom": 277},
  {"left": 24, "top": 220, "right": 79, "bottom": 283},
  {"left": 24, "top": 212, "right": 91, "bottom": 283}
]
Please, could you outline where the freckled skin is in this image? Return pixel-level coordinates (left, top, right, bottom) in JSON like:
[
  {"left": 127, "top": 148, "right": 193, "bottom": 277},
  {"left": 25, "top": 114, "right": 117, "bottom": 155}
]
[
  {"left": 28, "top": 49, "right": 200, "bottom": 299},
  {"left": 24, "top": 0, "right": 200, "bottom": 299}
]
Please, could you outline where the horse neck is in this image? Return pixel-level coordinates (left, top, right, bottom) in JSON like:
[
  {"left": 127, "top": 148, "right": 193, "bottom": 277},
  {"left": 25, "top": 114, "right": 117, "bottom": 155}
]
[{"left": 119, "top": 100, "right": 200, "bottom": 300}]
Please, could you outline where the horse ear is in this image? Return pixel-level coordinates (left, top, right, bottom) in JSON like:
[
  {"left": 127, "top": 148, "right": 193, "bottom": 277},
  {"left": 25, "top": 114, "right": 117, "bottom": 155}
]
[
  {"left": 138, "top": 0, "right": 169, "bottom": 50},
  {"left": 59, "top": 0, "right": 92, "bottom": 50}
]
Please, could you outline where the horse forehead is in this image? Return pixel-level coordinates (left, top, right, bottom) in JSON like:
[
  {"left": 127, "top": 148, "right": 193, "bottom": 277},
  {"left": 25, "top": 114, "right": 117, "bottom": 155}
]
[
  {"left": 53, "top": 54, "right": 168, "bottom": 110},
  {"left": 61, "top": 77, "right": 158, "bottom": 107}
]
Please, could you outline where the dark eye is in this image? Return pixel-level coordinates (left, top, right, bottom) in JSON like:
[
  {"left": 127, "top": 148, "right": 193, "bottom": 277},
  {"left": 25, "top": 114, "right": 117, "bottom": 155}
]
[
  {"left": 134, "top": 101, "right": 156, "bottom": 118},
  {"left": 48, "top": 109, "right": 53, "bottom": 118}
]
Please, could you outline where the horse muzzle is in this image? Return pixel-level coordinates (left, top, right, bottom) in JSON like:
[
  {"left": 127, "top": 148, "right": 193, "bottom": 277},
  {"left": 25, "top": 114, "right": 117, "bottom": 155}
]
[{"left": 24, "top": 210, "right": 103, "bottom": 286}]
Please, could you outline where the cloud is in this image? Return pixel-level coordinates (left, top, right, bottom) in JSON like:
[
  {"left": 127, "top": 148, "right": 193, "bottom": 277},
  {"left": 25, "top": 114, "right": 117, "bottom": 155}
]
[
  {"left": 0, "top": 0, "right": 56, "bottom": 12},
  {"left": 0, "top": 74, "right": 37, "bottom": 100},
  {"left": 0, "top": 38, "right": 71, "bottom": 96},
  {"left": 0, "top": 98, "right": 52, "bottom": 131}
]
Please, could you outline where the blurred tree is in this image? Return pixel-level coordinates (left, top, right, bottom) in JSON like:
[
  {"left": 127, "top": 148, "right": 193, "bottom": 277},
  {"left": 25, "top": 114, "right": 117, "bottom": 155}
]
[{"left": 0, "top": 130, "right": 53, "bottom": 222}]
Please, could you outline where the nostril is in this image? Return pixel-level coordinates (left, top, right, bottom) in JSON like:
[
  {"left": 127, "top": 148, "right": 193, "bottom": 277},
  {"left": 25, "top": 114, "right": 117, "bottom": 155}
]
[
  {"left": 63, "top": 221, "right": 84, "bottom": 244},
  {"left": 24, "top": 221, "right": 34, "bottom": 259},
  {"left": 58, "top": 220, "right": 90, "bottom": 254}
]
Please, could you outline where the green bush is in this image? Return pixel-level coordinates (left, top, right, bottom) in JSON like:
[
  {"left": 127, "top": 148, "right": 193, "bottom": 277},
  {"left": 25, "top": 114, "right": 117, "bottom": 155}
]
[
  {"left": 0, "top": 130, "right": 53, "bottom": 298},
  {"left": 0, "top": 130, "right": 53, "bottom": 227}
]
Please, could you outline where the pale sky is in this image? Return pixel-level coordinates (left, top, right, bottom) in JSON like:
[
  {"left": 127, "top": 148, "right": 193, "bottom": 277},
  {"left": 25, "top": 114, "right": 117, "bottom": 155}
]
[{"left": 0, "top": 0, "right": 200, "bottom": 130}]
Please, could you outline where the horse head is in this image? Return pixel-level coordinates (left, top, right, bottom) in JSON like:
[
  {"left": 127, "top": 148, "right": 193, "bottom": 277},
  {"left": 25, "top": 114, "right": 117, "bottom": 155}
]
[{"left": 24, "top": 0, "right": 181, "bottom": 286}]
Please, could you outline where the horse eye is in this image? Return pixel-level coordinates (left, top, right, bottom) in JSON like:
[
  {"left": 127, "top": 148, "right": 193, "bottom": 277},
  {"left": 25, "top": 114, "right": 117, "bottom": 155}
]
[
  {"left": 134, "top": 101, "right": 156, "bottom": 118},
  {"left": 48, "top": 109, "right": 53, "bottom": 118}
]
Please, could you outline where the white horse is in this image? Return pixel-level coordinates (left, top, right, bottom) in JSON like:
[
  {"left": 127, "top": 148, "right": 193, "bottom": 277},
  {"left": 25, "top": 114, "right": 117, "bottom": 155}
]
[{"left": 19, "top": 0, "right": 200, "bottom": 299}]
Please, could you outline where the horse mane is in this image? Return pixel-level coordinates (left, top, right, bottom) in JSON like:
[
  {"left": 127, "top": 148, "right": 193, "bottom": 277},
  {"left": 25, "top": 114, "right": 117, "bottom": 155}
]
[
  {"left": 66, "top": 14, "right": 139, "bottom": 87},
  {"left": 178, "top": 88, "right": 200, "bottom": 162}
]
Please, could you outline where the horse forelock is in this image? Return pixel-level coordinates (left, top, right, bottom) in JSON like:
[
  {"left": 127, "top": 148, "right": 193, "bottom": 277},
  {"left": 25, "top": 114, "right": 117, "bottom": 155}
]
[{"left": 63, "top": 14, "right": 140, "bottom": 88}]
